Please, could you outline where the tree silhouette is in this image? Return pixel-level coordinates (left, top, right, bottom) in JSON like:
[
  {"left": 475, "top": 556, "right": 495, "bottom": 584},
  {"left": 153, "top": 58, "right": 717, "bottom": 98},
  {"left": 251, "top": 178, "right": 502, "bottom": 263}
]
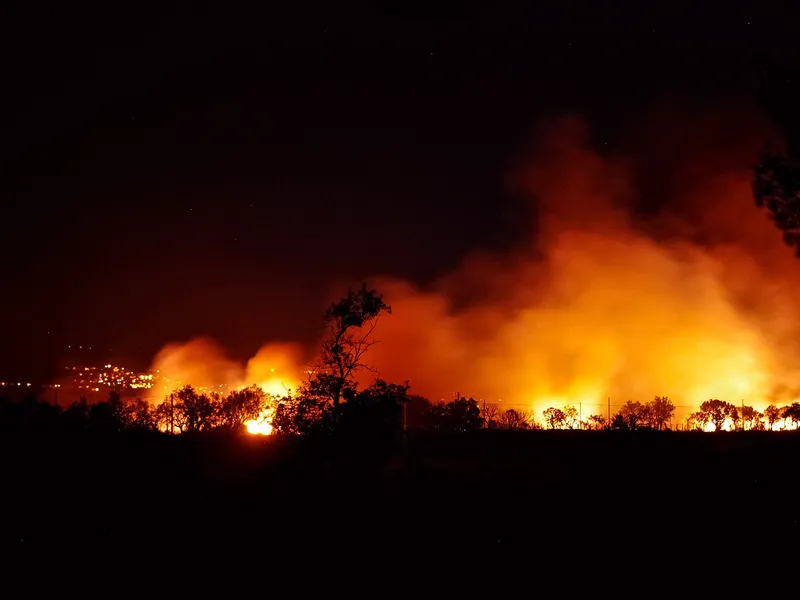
[
  {"left": 429, "top": 397, "right": 482, "bottom": 432},
  {"left": 479, "top": 402, "right": 498, "bottom": 428},
  {"left": 316, "top": 284, "right": 391, "bottom": 406},
  {"left": 729, "top": 405, "right": 742, "bottom": 431},
  {"left": 685, "top": 411, "right": 709, "bottom": 431},
  {"left": 542, "top": 407, "right": 566, "bottom": 429},
  {"left": 168, "top": 385, "right": 219, "bottom": 432},
  {"left": 754, "top": 154, "right": 800, "bottom": 254},
  {"left": 618, "top": 401, "right": 646, "bottom": 431},
  {"left": 336, "top": 379, "right": 408, "bottom": 441},
  {"left": 0, "top": 396, "right": 61, "bottom": 435},
  {"left": 587, "top": 414, "right": 607, "bottom": 430},
  {"left": 754, "top": 62, "right": 800, "bottom": 255},
  {"left": 220, "top": 385, "right": 269, "bottom": 431},
  {"left": 698, "top": 399, "right": 736, "bottom": 432},
  {"left": 782, "top": 402, "right": 800, "bottom": 429},
  {"left": 648, "top": 396, "right": 676, "bottom": 430},
  {"left": 122, "top": 398, "right": 157, "bottom": 431},
  {"left": 497, "top": 408, "right": 530, "bottom": 430},
  {"left": 764, "top": 404, "right": 782, "bottom": 431},
  {"left": 446, "top": 397, "right": 483, "bottom": 432},
  {"left": 563, "top": 406, "right": 579, "bottom": 429},
  {"left": 404, "top": 394, "right": 434, "bottom": 430},
  {"left": 610, "top": 413, "right": 627, "bottom": 430},
  {"left": 272, "top": 285, "right": 412, "bottom": 437},
  {"left": 740, "top": 405, "right": 764, "bottom": 431},
  {"left": 272, "top": 393, "right": 329, "bottom": 435}
]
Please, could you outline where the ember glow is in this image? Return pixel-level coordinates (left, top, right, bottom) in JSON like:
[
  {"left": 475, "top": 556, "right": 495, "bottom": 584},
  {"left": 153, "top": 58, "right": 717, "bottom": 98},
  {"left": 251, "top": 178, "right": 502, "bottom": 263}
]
[{"left": 144, "top": 110, "right": 800, "bottom": 426}]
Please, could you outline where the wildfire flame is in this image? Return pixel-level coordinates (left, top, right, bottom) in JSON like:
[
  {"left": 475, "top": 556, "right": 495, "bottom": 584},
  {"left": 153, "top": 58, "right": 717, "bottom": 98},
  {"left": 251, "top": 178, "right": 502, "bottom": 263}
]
[
  {"left": 245, "top": 413, "right": 274, "bottom": 435},
  {"left": 145, "top": 108, "right": 800, "bottom": 427},
  {"left": 150, "top": 340, "right": 303, "bottom": 435}
]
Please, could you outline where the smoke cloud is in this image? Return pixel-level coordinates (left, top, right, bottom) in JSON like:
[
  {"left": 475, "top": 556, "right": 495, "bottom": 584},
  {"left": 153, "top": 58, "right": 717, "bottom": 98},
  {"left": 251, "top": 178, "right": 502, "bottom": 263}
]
[
  {"left": 150, "top": 338, "right": 306, "bottom": 399},
  {"left": 150, "top": 107, "right": 800, "bottom": 422}
]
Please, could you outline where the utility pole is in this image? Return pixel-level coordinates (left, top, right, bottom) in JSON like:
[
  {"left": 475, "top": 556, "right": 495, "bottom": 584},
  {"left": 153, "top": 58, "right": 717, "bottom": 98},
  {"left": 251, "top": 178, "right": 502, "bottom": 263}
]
[
  {"left": 742, "top": 399, "right": 745, "bottom": 432},
  {"left": 170, "top": 392, "right": 174, "bottom": 434},
  {"left": 579, "top": 401, "right": 582, "bottom": 430},
  {"left": 402, "top": 397, "right": 408, "bottom": 465},
  {"left": 607, "top": 397, "right": 611, "bottom": 430}
]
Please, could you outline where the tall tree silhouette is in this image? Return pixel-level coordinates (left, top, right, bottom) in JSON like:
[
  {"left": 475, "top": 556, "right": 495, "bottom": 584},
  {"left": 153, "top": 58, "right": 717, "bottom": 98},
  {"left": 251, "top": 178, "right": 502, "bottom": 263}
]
[
  {"left": 316, "top": 284, "right": 391, "bottom": 406},
  {"left": 764, "top": 404, "right": 782, "bottom": 431},
  {"left": 648, "top": 396, "right": 676, "bottom": 430}
]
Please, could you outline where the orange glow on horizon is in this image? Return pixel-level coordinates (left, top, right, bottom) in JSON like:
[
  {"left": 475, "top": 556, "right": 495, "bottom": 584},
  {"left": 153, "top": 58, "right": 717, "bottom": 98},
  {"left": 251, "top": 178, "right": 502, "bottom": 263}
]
[
  {"left": 148, "top": 341, "right": 304, "bottom": 435},
  {"left": 138, "top": 110, "right": 800, "bottom": 430}
]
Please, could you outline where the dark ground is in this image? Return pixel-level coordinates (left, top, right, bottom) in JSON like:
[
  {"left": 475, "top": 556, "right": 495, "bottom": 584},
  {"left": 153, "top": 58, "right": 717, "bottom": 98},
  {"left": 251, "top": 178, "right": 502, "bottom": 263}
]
[{"left": 3, "top": 430, "right": 799, "bottom": 587}]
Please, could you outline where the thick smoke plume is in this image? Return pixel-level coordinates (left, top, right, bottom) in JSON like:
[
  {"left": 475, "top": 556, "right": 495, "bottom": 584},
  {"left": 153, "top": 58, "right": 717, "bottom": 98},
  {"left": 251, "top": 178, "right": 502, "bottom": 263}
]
[
  {"left": 151, "top": 109, "right": 800, "bottom": 421},
  {"left": 150, "top": 338, "right": 305, "bottom": 398}
]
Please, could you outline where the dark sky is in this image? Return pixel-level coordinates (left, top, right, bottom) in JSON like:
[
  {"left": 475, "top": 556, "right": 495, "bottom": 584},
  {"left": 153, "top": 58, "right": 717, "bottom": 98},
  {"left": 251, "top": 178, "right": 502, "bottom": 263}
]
[{"left": 1, "top": 2, "right": 797, "bottom": 380}]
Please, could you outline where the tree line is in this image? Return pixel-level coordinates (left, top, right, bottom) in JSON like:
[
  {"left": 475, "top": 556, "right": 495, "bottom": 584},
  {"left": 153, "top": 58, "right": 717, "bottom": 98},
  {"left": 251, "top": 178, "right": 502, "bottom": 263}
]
[
  {"left": 3, "top": 285, "right": 800, "bottom": 438},
  {"left": 5, "top": 382, "right": 800, "bottom": 437}
]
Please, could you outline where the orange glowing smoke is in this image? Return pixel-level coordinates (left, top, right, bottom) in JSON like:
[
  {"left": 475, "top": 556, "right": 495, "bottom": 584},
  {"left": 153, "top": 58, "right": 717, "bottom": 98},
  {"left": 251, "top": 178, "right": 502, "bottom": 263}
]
[
  {"left": 357, "top": 110, "right": 800, "bottom": 421},
  {"left": 147, "top": 107, "right": 800, "bottom": 426},
  {"left": 149, "top": 339, "right": 305, "bottom": 434}
]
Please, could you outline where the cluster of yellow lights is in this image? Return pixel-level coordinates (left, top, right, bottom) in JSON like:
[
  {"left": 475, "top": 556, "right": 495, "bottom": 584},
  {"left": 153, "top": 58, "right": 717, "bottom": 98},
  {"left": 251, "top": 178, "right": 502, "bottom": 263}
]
[
  {"left": 0, "top": 382, "right": 32, "bottom": 387},
  {"left": 159, "top": 381, "right": 242, "bottom": 393},
  {"left": 67, "top": 364, "right": 157, "bottom": 391}
]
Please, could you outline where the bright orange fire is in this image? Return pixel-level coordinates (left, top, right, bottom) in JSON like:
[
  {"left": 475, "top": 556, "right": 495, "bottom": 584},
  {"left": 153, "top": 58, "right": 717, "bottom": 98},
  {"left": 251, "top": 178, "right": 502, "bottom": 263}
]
[
  {"left": 146, "top": 108, "right": 800, "bottom": 427},
  {"left": 245, "top": 414, "right": 274, "bottom": 435},
  {"left": 149, "top": 341, "right": 303, "bottom": 435},
  {"left": 356, "top": 110, "right": 800, "bottom": 421}
]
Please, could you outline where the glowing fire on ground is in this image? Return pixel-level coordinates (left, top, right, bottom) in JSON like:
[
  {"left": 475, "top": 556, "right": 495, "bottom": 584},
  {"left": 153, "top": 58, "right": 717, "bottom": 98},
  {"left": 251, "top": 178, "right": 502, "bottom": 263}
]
[
  {"left": 245, "top": 414, "right": 274, "bottom": 435},
  {"left": 242, "top": 375, "right": 289, "bottom": 435},
  {"left": 143, "top": 110, "right": 800, "bottom": 427},
  {"left": 149, "top": 341, "right": 303, "bottom": 435}
]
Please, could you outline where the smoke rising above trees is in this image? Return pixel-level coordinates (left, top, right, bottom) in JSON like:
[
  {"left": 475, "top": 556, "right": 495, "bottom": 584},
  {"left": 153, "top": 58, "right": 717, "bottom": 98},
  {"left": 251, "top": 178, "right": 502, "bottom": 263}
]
[{"left": 144, "top": 106, "right": 800, "bottom": 420}]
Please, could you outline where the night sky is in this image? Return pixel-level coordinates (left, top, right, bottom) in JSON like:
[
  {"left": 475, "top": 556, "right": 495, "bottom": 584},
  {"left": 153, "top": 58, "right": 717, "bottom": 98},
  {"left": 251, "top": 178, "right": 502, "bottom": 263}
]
[{"left": 1, "top": 2, "right": 798, "bottom": 381}]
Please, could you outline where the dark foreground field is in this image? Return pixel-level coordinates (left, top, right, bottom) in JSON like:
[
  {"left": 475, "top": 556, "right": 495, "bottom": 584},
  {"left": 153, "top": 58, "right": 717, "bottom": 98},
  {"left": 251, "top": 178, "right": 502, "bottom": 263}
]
[{"left": 3, "top": 430, "right": 800, "bottom": 586}]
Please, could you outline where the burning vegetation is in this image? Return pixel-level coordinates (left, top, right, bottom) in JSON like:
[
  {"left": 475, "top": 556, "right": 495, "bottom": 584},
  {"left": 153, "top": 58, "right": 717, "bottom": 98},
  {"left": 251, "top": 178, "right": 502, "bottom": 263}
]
[{"left": 37, "top": 108, "right": 800, "bottom": 436}]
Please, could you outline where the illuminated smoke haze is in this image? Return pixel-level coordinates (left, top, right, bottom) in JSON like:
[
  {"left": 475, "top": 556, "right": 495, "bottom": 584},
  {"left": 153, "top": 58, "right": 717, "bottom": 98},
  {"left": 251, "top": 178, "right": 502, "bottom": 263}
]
[
  {"left": 150, "top": 338, "right": 306, "bottom": 398},
  {"left": 149, "top": 108, "right": 800, "bottom": 422}
]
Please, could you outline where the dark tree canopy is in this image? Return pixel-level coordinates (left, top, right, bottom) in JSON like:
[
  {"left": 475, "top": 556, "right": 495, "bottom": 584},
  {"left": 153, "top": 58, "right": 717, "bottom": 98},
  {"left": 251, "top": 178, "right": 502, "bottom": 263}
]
[
  {"left": 754, "top": 153, "right": 800, "bottom": 254},
  {"left": 698, "top": 399, "right": 737, "bottom": 432},
  {"left": 754, "top": 61, "right": 800, "bottom": 255}
]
